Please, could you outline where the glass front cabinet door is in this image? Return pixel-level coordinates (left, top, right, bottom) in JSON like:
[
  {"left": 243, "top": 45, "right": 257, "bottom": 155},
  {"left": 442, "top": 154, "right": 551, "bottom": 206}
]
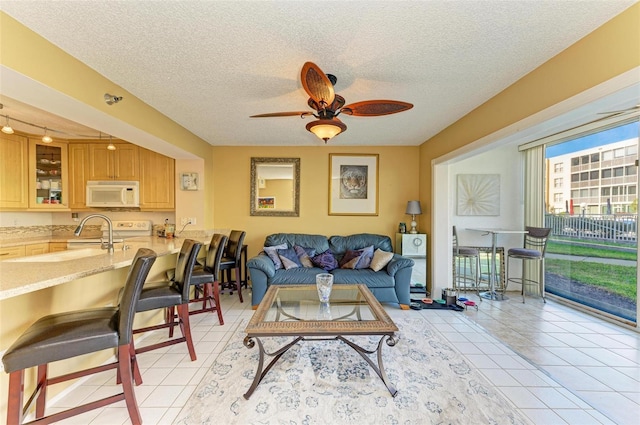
[{"left": 29, "top": 138, "right": 69, "bottom": 209}]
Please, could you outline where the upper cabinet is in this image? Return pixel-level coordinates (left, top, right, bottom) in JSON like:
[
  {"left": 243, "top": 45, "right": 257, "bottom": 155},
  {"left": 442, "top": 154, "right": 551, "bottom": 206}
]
[
  {"left": 88, "top": 143, "right": 139, "bottom": 180},
  {"left": 139, "top": 147, "right": 175, "bottom": 210},
  {"left": 68, "top": 143, "right": 89, "bottom": 209},
  {"left": 29, "top": 138, "right": 69, "bottom": 210},
  {"left": 0, "top": 133, "right": 29, "bottom": 209}
]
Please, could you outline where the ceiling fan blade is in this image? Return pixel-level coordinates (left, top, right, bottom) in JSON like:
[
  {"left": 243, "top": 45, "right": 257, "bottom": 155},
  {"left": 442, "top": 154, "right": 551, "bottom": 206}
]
[
  {"left": 250, "top": 111, "right": 312, "bottom": 118},
  {"left": 342, "top": 100, "right": 413, "bottom": 116},
  {"left": 301, "top": 62, "right": 335, "bottom": 106}
]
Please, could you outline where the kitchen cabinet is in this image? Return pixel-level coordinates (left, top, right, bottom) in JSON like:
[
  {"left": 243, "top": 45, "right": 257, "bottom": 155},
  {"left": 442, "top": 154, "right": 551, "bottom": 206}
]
[
  {"left": 0, "top": 246, "right": 25, "bottom": 260},
  {"left": 88, "top": 142, "right": 139, "bottom": 180},
  {"left": 49, "top": 242, "right": 67, "bottom": 252},
  {"left": 68, "top": 143, "right": 89, "bottom": 208},
  {"left": 29, "top": 138, "right": 69, "bottom": 210},
  {"left": 24, "top": 243, "right": 49, "bottom": 256},
  {"left": 139, "top": 147, "right": 175, "bottom": 210},
  {"left": 0, "top": 133, "right": 29, "bottom": 209}
]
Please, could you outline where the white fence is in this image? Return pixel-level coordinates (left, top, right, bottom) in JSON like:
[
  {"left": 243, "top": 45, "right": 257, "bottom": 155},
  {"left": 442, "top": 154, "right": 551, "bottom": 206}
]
[{"left": 545, "top": 213, "right": 637, "bottom": 243}]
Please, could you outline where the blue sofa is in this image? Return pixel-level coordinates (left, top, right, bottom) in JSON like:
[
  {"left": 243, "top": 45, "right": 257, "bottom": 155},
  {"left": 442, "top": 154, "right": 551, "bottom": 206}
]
[{"left": 247, "top": 233, "right": 414, "bottom": 309}]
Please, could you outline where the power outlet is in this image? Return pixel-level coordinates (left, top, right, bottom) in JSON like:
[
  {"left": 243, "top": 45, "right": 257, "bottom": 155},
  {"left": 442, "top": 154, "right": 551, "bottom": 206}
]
[{"left": 180, "top": 217, "right": 196, "bottom": 226}]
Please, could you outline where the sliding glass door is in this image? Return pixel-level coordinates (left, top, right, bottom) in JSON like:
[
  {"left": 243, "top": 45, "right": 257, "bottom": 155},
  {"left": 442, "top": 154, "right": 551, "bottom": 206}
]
[{"left": 544, "top": 120, "right": 638, "bottom": 323}]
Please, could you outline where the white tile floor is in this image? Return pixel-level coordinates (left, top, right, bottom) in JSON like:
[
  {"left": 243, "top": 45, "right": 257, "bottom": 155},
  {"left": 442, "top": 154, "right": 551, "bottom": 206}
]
[{"left": 39, "top": 289, "right": 639, "bottom": 425}]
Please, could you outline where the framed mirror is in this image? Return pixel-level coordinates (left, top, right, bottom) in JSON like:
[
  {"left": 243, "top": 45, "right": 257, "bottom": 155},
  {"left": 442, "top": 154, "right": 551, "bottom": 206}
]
[{"left": 250, "top": 157, "right": 300, "bottom": 217}]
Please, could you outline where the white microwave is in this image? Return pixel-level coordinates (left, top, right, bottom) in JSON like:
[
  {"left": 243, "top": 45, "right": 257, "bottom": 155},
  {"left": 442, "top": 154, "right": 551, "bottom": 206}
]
[{"left": 86, "top": 181, "right": 140, "bottom": 208}]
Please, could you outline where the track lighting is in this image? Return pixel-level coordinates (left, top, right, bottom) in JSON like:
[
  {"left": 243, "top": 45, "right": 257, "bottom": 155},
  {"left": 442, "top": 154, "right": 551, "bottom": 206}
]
[
  {"left": 104, "top": 93, "right": 123, "bottom": 105},
  {"left": 2, "top": 115, "right": 14, "bottom": 134},
  {"left": 42, "top": 127, "right": 53, "bottom": 143}
]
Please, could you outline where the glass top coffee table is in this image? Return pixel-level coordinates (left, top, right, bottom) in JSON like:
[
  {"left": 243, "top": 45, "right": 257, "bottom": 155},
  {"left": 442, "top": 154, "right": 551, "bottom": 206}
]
[{"left": 243, "top": 284, "right": 398, "bottom": 399}]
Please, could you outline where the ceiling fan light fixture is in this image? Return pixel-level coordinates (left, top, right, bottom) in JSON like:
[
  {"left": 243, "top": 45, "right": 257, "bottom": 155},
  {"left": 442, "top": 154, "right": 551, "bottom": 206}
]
[
  {"left": 2, "top": 115, "right": 14, "bottom": 134},
  {"left": 306, "top": 118, "right": 346, "bottom": 143}
]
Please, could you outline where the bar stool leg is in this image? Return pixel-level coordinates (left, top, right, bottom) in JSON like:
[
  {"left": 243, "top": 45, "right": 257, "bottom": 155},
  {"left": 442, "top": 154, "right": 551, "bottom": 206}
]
[
  {"left": 177, "top": 304, "right": 197, "bottom": 361},
  {"left": 7, "top": 370, "right": 25, "bottom": 425},
  {"left": 118, "top": 345, "right": 142, "bottom": 425},
  {"left": 35, "top": 364, "right": 47, "bottom": 418}
]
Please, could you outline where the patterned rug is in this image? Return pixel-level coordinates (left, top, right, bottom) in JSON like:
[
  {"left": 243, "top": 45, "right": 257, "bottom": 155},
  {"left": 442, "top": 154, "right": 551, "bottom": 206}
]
[{"left": 174, "top": 317, "right": 528, "bottom": 424}]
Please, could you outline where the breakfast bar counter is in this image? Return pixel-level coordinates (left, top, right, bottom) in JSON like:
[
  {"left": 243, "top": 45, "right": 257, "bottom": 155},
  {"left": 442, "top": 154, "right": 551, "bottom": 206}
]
[{"left": 0, "top": 234, "right": 212, "bottom": 300}]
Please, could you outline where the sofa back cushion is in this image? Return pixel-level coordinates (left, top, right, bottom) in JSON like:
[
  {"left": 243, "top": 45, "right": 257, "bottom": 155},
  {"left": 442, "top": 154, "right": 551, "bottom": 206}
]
[
  {"left": 329, "top": 234, "right": 393, "bottom": 255},
  {"left": 265, "top": 233, "right": 330, "bottom": 254}
]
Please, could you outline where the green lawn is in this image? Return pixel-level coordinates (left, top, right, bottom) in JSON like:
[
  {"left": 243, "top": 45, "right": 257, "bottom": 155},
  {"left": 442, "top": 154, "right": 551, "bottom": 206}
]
[
  {"left": 547, "top": 240, "right": 637, "bottom": 261},
  {"left": 546, "top": 259, "right": 637, "bottom": 300}
]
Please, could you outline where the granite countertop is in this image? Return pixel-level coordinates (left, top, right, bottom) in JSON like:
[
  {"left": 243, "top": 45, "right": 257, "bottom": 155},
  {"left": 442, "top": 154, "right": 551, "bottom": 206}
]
[{"left": 0, "top": 235, "right": 212, "bottom": 300}]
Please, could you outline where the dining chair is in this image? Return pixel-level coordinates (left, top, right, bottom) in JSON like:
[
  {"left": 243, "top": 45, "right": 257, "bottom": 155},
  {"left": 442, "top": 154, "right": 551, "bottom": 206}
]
[
  {"left": 506, "top": 226, "right": 552, "bottom": 303},
  {"left": 2, "top": 248, "right": 156, "bottom": 425}
]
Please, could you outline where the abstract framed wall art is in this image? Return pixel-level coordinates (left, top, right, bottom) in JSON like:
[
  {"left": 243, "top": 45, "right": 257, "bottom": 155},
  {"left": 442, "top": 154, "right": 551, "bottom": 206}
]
[{"left": 456, "top": 174, "right": 500, "bottom": 216}]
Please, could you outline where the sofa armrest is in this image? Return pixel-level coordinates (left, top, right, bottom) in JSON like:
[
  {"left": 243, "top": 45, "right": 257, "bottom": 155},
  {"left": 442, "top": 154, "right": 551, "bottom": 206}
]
[
  {"left": 385, "top": 254, "right": 415, "bottom": 277},
  {"left": 247, "top": 253, "right": 276, "bottom": 278}
]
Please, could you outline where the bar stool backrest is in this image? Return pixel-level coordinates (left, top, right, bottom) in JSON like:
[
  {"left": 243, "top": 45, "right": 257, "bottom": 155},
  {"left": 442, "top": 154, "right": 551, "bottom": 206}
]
[
  {"left": 523, "top": 226, "right": 552, "bottom": 255},
  {"left": 225, "top": 230, "right": 246, "bottom": 263},
  {"left": 116, "top": 248, "right": 157, "bottom": 345},
  {"left": 173, "top": 239, "right": 203, "bottom": 302},
  {"left": 206, "top": 233, "right": 228, "bottom": 274}
]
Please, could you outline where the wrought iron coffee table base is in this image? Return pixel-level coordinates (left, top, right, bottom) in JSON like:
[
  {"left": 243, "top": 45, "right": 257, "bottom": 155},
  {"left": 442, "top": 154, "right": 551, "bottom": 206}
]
[{"left": 243, "top": 334, "right": 398, "bottom": 399}]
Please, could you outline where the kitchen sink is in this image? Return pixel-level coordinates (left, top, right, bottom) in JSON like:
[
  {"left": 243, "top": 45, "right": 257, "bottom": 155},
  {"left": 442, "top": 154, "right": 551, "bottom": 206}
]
[{"left": 5, "top": 248, "right": 109, "bottom": 262}]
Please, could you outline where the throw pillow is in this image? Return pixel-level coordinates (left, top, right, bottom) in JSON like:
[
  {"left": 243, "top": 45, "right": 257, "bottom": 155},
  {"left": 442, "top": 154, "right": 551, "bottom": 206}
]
[
  {"left": 294, "top": 245, "right": 316, "bottom": 268},
  {"left": 264, "top": 243, "right": 288, "bottom": 270},
  {"left": 370, "top": 248, "right": 394, "bottom": 272},
  {"left": 355, "top": 245, "right": 375, "bottom": 269},
  {"left": 277, "top": 247, "right": 302, "bottom": 270},
  {"left": 311, "top": 250, "right": 338, "bottom": 271},
  {"left": 339, "top": 249, "right": 362, "bottom": 268}
]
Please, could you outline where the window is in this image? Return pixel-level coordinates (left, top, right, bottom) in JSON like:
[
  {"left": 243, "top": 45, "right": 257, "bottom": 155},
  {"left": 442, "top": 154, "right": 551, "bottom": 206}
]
[
  {"left": 554, "top": 163, "right": 563, "bottom": 172},
  {"left": 590, "top": 188, "right": 599, "bottom": 196},
  {"left": 580, "top": 172, "right": 589, "bottom": 181},
  {"left": 601, "top": 187, "right": 610, "bottom": 196},
  {"left": 614, "top": 148, "right": 625, "bottom": 158},
  {"left": 602, "top": 169, "right": 612, "bottom": 178},
  {"left": 571, "top": 157, "right": 580, "bottom": 166},
  {"left": 629, "top": 185, "right": 637, "bottom": 195},
  {"left": 580, "top": 189, "right": 588, "bottom": 197},
  {"left": 571, "top": 173, "right": 579, "bottom": 182},
  {"left": 554, "top": 178, "right": 563, "bottom": 188},
  {"left": 627, "top": 145, "right": 638, "bottom": 156},
  {"left": 602, "top": 150, "right": 613, "bottom": 161},
  {"left": 591, "top": 153, "right": 600, "bottom": 162},
  {"left": 626, "top": 165, "right": 637, "bottom": 176},
  {"left": 613, "top": 167, "right": 624, "bottom": 177},
  {"left": 571, "top": 189, "right": 579, "bottom": 198},
  {"left": 581, "top": 155, "right": 589, "bottom": 164},
  {"left": 554, "top": 193, "right": 563, "bottom": 202},
  {"left": 590, "top": 170, "right": 599, "bottom": 180}
]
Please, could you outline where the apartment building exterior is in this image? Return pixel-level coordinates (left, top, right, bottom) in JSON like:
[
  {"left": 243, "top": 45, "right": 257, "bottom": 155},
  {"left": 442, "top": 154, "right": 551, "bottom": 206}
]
[{"left": 546, "top": 138, "right": 638, "bottom": 215}]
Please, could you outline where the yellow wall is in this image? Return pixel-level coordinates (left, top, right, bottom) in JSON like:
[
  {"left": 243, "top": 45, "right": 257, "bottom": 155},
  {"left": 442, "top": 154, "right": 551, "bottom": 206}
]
[
  {"left": 259, "top": 179, "right": 293, "bottom": 210},
  {"left": 212, "top": 146, "right": 420, "bottom": 258},
  {"left": 418, "top": 4, "right": 640, "bottom": 278}
]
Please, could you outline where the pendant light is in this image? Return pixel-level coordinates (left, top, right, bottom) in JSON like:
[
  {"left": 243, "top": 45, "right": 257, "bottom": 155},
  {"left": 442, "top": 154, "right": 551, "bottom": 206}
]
[
  {"left": 107, "top": 135, "right": 116, "bottom": 151},
  {"left": 42, "top": 127, "right": 53, "bottom": 143},
  {"left": 1, "top": 115, "right": 14, "bottom": 134}
]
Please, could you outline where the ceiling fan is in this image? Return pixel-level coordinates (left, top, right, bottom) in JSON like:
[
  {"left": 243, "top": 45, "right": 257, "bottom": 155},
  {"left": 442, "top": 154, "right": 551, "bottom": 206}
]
[{"left": 250, "top": 62, "right": 413, "bottom": 143}]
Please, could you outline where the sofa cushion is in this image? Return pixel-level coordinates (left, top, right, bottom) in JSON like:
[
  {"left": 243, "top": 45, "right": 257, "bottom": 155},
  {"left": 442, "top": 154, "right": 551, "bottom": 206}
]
[
  {"left": 328, "top": 233, "right": 393, "bottom": 255},
  {"left": 264, "top": 243, "right": 288, "bottom": 270},
  {"left": 271, "top": 268, "right": 324, "bottom": 285},
  {"left": 265, "top": 233, "right": 329, "bottom": 255},
  {"left": 370, "top": 249, "right": 394, "bottom": 272},
  {"left": 311, "top": 251, "right": 339, "bottom": 271},
  {"left": 339, "top": 245, "right": 374, "bottom": 269},
  {"left": 330, "top": 268, "right": 395, "bottom": 288},
  {"left": 278, "top": 248, "right": 302, "bottom": 270}
]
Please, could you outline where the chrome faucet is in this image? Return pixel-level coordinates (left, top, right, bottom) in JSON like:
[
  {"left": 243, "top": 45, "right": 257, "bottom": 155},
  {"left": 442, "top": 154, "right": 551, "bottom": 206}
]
[{"left": 74, "top": 214, "right": 115, "bottom": 254}]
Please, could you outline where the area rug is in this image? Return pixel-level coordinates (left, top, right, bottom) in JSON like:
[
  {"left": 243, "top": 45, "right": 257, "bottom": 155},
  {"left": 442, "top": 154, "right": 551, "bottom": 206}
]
[{"left": 174, "top": 317, "right": 528, "bottom": 424}]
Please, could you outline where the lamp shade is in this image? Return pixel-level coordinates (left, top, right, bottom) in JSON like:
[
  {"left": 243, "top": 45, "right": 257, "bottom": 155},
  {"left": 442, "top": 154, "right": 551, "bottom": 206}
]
[{"left": 405, "top": 200, "right": 422, "bottom": 215}]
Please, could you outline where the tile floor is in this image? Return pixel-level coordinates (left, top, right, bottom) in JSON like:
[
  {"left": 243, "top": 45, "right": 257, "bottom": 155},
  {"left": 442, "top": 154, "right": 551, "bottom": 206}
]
[{"left": 39, "top": 289, "right": 639, "bottom": 425}]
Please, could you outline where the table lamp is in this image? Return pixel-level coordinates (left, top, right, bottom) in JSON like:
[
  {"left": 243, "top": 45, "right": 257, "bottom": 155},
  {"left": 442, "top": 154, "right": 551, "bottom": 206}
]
[{"left": 405, "top": 200, "right": 422, "bottom": 234}]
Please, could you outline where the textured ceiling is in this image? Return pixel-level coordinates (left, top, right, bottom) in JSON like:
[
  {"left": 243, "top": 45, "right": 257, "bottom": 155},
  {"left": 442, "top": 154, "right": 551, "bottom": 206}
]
[{"left": 0, "top": 0, "right": 637, "bottom": 146}]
